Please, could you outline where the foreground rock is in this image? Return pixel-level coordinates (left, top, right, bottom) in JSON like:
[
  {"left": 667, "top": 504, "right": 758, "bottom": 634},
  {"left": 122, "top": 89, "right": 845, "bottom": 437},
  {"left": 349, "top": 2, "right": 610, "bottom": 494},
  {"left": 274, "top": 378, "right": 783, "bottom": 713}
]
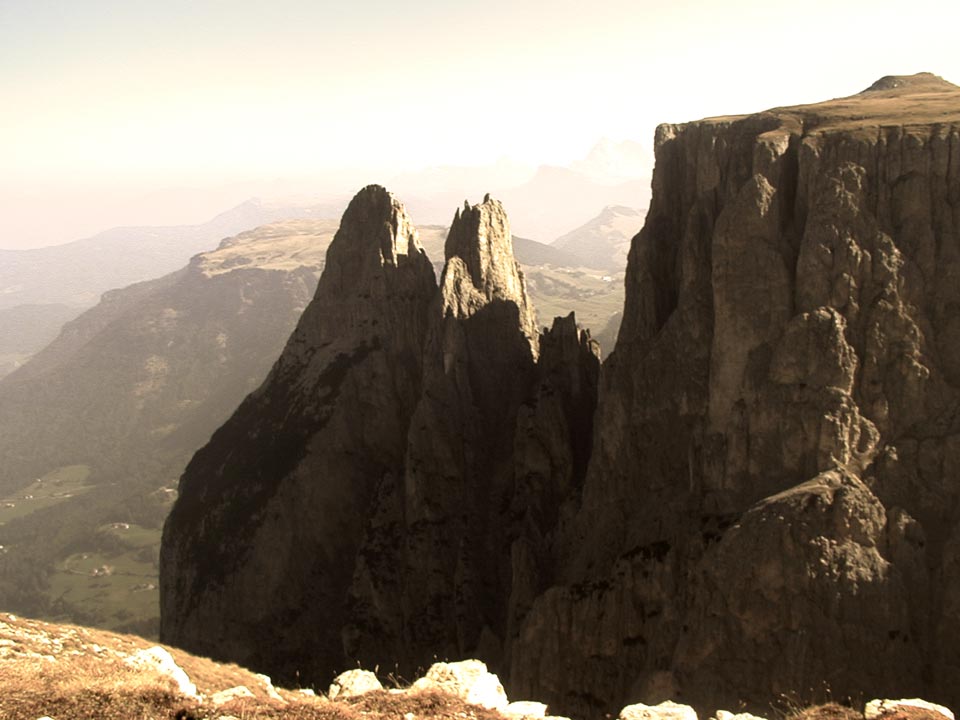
[
  {"left": 0, "top": 613, "right": 550, "bottom": 720},
  {"left": 866, "top": 699, "right": 955, "bottom": 720}
]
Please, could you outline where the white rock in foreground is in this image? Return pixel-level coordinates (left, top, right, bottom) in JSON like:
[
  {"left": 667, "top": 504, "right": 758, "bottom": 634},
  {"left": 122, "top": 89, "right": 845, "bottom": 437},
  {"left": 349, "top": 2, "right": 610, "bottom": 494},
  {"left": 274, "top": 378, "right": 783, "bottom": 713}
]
[
  {"left": 411, "top": 659, "right": 508, "bottom": 710},
  {"left": 505, "top": 700, "right": 549, "bottom": 718},
  {"left": 714, "top": 711, "right": 769, "bottom": 720},
  {"left": 866, "top": 699, "right": 955, "bottom": 720},
  {"left": 210, "top": 685, "right": 255, "bottom": 706},
  {"left": 254, "top": 672, "right": 285, "bottom": 702},
  {"left": 124, "top": 646, "right": 198, "bottom": 699},
  {"left": 328, "top": 668, "right": 383, "bottom": 699},
  {"left": 620, "top": 700, "right": 699, "bottom": 720}
]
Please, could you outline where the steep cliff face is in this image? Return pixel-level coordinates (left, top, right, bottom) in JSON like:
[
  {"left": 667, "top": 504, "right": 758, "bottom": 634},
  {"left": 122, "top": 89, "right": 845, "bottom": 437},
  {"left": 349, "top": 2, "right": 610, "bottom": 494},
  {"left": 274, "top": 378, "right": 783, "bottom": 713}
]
[
  {"left": 160, "top": 186, "right": 437, "bottom": 682},
  {"left": 511, "top": 73, "right": 960, "bottom": 714},
  {"left": 161, "top": 188, "right": 600, "bottom": 686},
  {"left": 162, "top": 74, "right": 960, "bottom": 717},
  {"left": 364, "top": 197, "right": 540, "bottom": 668}
]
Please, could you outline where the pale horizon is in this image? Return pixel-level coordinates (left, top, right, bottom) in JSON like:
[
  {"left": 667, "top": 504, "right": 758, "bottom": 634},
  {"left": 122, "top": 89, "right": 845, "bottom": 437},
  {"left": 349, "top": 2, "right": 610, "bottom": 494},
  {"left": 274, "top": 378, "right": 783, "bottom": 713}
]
[{"left": 3, "top": 0, "right": 959, "bottom": 249}]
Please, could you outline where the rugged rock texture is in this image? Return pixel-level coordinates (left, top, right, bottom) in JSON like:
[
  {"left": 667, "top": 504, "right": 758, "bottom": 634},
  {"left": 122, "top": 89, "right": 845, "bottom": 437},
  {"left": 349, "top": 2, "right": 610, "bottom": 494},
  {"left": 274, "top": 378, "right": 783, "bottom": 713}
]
[
  {"left": 392, "top": 197, "right": 539, "bottom": 667},
  {"left": 510, "top": 73, "right": 960, "bottom": 715},
  {"left": 161, "top": 188, "right": 601, "bottom": 687},
  {"left": 163, "top": 74, "right": 960, "bottom": 718},
  {"left": 160, "top": 186, "right": 436, "bottom": 682}
]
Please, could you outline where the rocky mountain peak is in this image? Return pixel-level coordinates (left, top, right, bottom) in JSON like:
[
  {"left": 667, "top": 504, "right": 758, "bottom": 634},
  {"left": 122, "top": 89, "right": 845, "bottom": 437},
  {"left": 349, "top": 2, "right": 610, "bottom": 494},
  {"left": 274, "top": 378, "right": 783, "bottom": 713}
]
[
  {"left": 317, "top": 184, "right": 430, "bottom": 300},
  {"left": 161, "top": 185, "right": 610, "bottom": 690},
  {"left": 441, "top": 194, "right": 539, "bottom": 354}
]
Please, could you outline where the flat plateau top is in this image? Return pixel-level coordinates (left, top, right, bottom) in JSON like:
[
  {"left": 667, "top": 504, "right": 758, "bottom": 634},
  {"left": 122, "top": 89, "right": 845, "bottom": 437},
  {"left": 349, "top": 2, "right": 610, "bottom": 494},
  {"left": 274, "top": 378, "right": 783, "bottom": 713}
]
[{"left": 703, "top": 73, "right": 960, "bottom": 133}]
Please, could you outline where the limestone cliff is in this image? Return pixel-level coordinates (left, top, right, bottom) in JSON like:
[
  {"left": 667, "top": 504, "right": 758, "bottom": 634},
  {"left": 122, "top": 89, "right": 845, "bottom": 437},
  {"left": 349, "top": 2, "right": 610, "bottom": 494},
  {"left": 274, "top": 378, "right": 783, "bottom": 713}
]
[
  {"left": 160, "top": 188, "right": 600, "bottom": 685},
  {"left": 161, "top": 73, "right": 960, "bottom": 718},
  {"left": 510, "top": 73, "right": 960, "bottom": 714},
  {"left": 160, "top": 186, "right": 437, "bottom": 682}
]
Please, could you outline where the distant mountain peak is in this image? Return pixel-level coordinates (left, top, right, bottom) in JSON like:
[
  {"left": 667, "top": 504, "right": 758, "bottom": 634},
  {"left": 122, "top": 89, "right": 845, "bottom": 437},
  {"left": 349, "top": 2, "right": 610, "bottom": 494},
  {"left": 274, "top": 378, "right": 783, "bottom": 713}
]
[{"left": 570, "top": 138, "right": 653, "bottom": 185}]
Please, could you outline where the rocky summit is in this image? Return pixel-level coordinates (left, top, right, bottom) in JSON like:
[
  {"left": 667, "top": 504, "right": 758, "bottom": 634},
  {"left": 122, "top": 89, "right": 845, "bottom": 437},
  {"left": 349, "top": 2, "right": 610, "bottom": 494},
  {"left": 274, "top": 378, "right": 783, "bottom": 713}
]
[
  {"left": 160, "top": 186, "right": 600, "bottom": 688},
  {"left": 162, "top": 74, "right": 960, "bottom": 717}
]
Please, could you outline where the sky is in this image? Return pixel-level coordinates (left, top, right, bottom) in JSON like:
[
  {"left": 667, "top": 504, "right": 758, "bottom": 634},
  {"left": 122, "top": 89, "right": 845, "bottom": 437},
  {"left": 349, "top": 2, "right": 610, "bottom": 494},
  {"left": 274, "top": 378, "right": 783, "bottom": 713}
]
[{"left": 2, "top": 0, "right": 959, "bottom": 248}]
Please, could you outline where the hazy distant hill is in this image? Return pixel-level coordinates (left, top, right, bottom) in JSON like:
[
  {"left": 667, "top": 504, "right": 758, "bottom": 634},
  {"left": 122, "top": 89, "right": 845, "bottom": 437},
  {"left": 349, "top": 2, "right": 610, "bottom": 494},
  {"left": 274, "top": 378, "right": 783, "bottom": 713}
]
[
  {"left": 390, "top": 140, "right": 652, "bottom": 244},
  {"left": 498, "top": 166, "right": 648, "bottom": 243},
  {"left": 0, "top": 219, "right": 333, "bottom": 633},
  {"left": 0, "top": 198, "right": 341, "bottom": 311},
  {"left": 551, "top": 205, "right": 645, "bottom": 271},
  {"left": 569, "top": 137, "right": 653, "bottom": 184},
  {"left": 0, "top": 303, "right": 81, "bottom": 378},
  {"left": 0, "top": 199, "right": 343, "bottom": 377}
]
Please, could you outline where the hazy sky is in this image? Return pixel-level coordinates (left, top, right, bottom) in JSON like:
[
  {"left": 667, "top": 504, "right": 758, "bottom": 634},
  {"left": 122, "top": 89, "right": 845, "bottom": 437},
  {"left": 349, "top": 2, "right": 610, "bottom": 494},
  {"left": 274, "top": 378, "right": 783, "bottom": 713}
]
[{"left": 2, "top": 0, "right": 959, "bottom": 248}]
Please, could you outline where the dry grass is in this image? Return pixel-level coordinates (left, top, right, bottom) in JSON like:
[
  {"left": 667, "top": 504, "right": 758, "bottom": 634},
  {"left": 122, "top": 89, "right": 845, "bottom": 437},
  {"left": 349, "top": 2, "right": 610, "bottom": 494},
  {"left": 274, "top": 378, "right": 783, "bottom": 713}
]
[
  {"left": 198, "top": 219, "right": 338, "bottom": 277},
  {"left": 700, "top": 72, "right": 960, "bottom": 134},
  {"left": 789, "top": 703, "right": 865, "bottom": 720},
  {"left": 0, "top": 612, "right": 513, "bottom": 720},
  {"left": 0, "top": 653, "right": 194, "bottom": 720},
  {"left": 787, "top": 703, "right": 953, "bottom": 720}
]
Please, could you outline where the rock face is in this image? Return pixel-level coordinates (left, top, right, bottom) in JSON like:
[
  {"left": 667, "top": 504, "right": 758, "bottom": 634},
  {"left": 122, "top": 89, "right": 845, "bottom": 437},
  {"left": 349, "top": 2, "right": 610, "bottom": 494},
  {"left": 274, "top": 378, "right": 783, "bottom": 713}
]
[
  {"left": 160, "top": 187, "right": 600, "bottom": 686},
  {"left": 509, "top": 73, "right": 960, "bottom": 714},
  {"left": 160, "top": 186, "right": 437, "bottom": 682},
  {"left": 162, "top": 74, "right": 960, "bottom": 718}
]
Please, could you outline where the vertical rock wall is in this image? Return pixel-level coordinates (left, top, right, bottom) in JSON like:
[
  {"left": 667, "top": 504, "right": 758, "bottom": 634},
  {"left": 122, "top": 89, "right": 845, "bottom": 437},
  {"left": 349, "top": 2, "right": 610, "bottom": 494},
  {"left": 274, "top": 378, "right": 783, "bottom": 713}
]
[
  {"left": 163, "top": 75, "right": 960, "bottom": 719},
  {"left": 511, "top": 78, "right": 960, "bottom": 715}
]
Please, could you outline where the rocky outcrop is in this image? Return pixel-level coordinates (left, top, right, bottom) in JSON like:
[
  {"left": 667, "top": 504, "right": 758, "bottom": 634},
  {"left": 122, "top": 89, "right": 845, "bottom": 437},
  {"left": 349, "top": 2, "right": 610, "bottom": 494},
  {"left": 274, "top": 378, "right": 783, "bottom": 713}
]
[
  {"left": 160, "top": 186, "right": 437, "bottom": 682},
  {"left": 510, "top": 73, "right": 960, "bottom": 715},
  {"left": 163, "top": 74, "right": 960, "bottom": 718},
  {"left": 160, "top": 188, "right": 600, "bottom": 686}
]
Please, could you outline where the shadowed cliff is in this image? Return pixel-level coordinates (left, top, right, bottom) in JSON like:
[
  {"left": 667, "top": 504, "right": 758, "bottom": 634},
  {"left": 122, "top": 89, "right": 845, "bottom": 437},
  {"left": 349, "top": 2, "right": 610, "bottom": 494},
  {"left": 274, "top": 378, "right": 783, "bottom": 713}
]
[
  {"left": 162, "top": 74, "right": 960, "bottom": 717},
  {"left": 160, "top": 187, "right": 599, "bottom": 685},
  {"left": 511, "top": 72, "right": 960, "bottom": 715}
]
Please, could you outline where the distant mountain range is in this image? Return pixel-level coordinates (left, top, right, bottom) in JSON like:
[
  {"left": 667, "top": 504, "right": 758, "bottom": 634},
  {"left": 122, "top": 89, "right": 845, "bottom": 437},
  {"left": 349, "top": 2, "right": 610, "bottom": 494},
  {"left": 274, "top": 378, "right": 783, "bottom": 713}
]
[
  {"left": 390, "top": 139, "right": 652, "bottom": 244},
  {"left": 0, "top": 199, "right": 345, "bottom": 379},
  {"left": 0, "top": 304, "right": 82, "bottom": 377},
  {"left": 0, "top": 198, "right": 342, "bottom": 312},
  {"left": 0, "top": 219, "right": 331, "bottom": 633},
  {"left": 0, "top": 140, "right": 651, "bottom": 379}
]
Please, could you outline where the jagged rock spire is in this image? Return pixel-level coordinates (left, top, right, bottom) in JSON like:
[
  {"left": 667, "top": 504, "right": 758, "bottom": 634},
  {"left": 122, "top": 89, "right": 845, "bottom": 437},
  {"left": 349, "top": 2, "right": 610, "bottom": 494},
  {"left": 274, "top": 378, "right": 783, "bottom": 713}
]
[
  {"left": 318, "top": 184, "right": 427, "bottom": 299},
  {"left": 441, "top": 195, "right": 539, "bottom": 356},
  {"left": 160, "top": 185, "right": 436, "bottom": 687}
]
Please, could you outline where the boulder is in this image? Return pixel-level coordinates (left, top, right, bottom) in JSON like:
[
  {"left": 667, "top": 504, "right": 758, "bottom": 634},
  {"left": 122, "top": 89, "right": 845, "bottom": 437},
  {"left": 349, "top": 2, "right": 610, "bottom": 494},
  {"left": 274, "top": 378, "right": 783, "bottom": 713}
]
[
  {"left": 124, "top": 646, "right": 197, "bottom": 699},
  {"left": 210, "top": 685, "right": 255, "bottom": 706},
  {"left": 328, "top": 669, "right": 383, "bottom": 700},
  {"left": 411, "top": 660, "right": 508, "bottom": 710},
  {"left": 505, "top": 700, "right": 550, "bottom": 718},
  {"left": 865, "top": 699, "right": 955, "bottom": 720},
  {"left": 620, "top": 701, "right": 699, "bottom": 720}
]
